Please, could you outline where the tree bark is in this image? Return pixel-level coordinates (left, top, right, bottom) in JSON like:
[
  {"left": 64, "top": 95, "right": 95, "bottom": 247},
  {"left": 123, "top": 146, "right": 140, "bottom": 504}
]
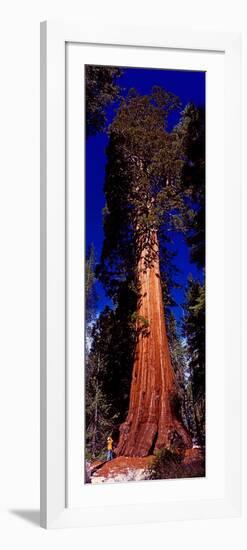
[{"left": 116, "top": 230, "right": 191, "bottom": 457}]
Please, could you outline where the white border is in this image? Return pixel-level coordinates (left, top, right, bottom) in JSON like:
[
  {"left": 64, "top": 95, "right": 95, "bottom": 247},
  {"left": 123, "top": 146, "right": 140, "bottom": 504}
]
[
  {"left": 40, "top": 22, "right": 241, "bottom": 528},
  {"left": 67, "top": 43, "right": 225, "bottom": 509}
]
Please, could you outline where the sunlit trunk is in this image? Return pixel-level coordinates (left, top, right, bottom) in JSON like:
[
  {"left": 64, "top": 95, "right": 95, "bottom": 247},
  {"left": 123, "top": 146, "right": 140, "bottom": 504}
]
[{"left": 116, "top": 230, "right": 191, "bottom": 457}]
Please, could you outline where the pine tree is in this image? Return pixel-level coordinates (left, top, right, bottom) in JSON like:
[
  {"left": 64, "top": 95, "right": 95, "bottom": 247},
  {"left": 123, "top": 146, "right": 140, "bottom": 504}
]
[
  {"left": 85, "top": 244, "right": 98, "bottom": 352},
  {"left": 176, "top": 103, "right": 205, "bottom": 268},
  {"left": 166, "top": 311, "right": 189, "bottom": 432},
  {"left": 85, "top": 244, "right": 109, "bottom": 458},
  {"left": 85, "top": 65, "right": 121, "bottom": 136},
  {"left": 85, "top": 244, "right": 97, "bottom": 321},
  {"left": 99, "top": 88, "right": 192, "bottom": 456},
  {"left": 85, "top": 351, "right": 113, "bottom": 458},
  {"left": 85, "top": 308, "right": 115, "bottom": 458},
  {"left": 178, "top": 104, "right": 205, "bottom": 444},
  {"left": 85, "top": 302, "right": 135, "bottom": 457},
  {"left": 183, "top": 276, "right": 205, "bottom": 444}
]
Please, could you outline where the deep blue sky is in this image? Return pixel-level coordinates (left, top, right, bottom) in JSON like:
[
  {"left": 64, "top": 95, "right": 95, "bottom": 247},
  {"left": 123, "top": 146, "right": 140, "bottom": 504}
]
[{"left": 86, "top": 66, "right": 205, "bottom": 326}]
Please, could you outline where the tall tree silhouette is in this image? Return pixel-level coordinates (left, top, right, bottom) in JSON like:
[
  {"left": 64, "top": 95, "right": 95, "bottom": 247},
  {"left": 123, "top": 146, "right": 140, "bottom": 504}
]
[
  {"left": 178, "top": 104, "right": 206, "bottom": 444},
  {"left": 183, "top": 277, "right": 205, "bottom": 444},
  {"left": 177, "top": 103, "right": 205, "bottom": 268}
]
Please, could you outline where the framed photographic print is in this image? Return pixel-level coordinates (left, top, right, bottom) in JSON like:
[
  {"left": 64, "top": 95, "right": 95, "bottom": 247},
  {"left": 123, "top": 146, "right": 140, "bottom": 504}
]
[{"left": 40, "top": 22, "right": 241, "bottom": 528}]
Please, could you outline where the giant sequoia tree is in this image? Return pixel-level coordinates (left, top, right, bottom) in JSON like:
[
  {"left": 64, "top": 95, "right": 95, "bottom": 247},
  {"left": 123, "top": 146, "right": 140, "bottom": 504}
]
[{"left": 99, "top": 88, "right": 192, "bottom": 456}]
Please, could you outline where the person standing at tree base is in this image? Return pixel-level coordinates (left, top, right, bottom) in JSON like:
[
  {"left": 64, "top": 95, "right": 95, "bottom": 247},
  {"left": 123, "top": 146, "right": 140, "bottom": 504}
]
[{"left": 106, "top": 436, "right": 113, "bottom": 461}]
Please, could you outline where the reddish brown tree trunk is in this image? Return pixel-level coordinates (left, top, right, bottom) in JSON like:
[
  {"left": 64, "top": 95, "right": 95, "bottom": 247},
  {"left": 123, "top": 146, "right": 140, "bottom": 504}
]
[{"left": 116, "top": 230, "right": 191, "bottom": 457}]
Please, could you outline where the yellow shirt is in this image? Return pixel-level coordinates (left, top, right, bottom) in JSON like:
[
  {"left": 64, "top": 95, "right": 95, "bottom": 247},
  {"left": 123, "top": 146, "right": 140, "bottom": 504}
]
[{"left": 107, "top": 438, "right": 113, "bottom": 451}]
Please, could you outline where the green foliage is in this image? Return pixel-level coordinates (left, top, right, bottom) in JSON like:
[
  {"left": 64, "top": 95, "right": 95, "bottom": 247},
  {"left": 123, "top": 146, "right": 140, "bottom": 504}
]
[
  {"left": 166, "top": 311, "right": 189, "bottom": 429},
  {"left": 98, "top": 87, "right": 190, "bottom": 302},
  {"left": 85, "top": 295, "right": 136, "bottom": 457},
  {"left": 85, "top": 65, "right": 122, "bottom": 136},
  {"left": 130, "top": 312, "right": 149, "bottom": 328},
  {"left": 91, "top": 299, "right": 135, "bottom": 422},
  {"left": 148, "top": 448, "right": 184, "bottom": 480},
  {"left": 166, "top": 311, "right": 186, "bottom": 379},
  {"left": 166, "top": 310, "right": 201, "bottom": 441},
  {"left": 174, "top": 104, "right": 205, "bottom": 442},
  {"left": 184, "top": 380, "right": 198, "bottom": 441},
  {"left": 85, "top": 352, "right": 114, "bottom": 458},
  {"left": 85, "top": 244, "right": 97, "bottom": 327},
  {"left": 176, "top": 103, "right": 205, "bottom": 268},
  {"left": 148, "top": 447, "right": 205, "bottom": 480},
  {"left": 183, "top": 276, "right": 205, "bottom": 444}
]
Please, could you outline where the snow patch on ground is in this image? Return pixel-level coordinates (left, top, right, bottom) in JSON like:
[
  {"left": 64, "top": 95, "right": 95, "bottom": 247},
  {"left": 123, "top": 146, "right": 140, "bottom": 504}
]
[{"left": 91, "top": 467, "right": 148, "bottom": 484}]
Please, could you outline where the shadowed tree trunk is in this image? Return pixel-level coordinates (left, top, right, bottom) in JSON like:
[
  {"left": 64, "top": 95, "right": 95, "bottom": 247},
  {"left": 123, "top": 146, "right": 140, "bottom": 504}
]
[{"left": 116, "top": 230, "right": 191, "bottom": 457}]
